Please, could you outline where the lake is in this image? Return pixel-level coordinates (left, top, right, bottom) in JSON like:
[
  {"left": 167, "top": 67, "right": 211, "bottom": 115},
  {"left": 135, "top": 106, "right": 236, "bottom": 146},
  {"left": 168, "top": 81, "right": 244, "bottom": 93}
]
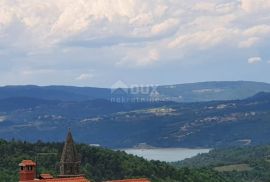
[{"left": 122, "top": 148, "right": 210, "bottom": 162}]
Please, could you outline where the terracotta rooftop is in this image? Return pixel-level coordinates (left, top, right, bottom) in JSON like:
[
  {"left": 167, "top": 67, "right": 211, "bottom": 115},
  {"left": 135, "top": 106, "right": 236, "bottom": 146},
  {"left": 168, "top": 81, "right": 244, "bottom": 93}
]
[
  {"left": 43, "top": 176, "right": 90, "bottom": 182},
  {"left": 105, "top": 178, "right": 150, "bottom": 182},
  {"left": 19, "top": 160, "right": 36, "bottom": 166},
  {"left": 21, "top": 177, "right": 90, "bottom": 182},
  {"left": 40, "top": 174, "right": 54, "bottom": 179}
]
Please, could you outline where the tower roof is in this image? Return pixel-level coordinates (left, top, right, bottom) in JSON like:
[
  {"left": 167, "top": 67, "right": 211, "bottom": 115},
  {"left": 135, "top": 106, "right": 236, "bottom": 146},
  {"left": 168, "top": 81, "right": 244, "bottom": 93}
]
[
  {"left": 60, "top": 129, "right": 80, "bottom": 163},
  {"left": 19, "top": 160, "right": 36, "bottom": 167}
]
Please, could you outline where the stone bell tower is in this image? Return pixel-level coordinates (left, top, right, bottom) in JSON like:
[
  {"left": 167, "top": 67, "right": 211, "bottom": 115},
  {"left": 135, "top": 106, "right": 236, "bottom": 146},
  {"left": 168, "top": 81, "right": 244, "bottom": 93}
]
[{"left": 59, "top": 129, "right": 82, "bottom": 178}]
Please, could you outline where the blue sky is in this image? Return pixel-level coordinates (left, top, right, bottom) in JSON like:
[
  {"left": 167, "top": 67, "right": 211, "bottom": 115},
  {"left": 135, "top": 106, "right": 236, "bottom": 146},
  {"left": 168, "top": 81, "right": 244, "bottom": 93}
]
[{"left": 0, "top": 0, "right": 270, "bottom": 87}]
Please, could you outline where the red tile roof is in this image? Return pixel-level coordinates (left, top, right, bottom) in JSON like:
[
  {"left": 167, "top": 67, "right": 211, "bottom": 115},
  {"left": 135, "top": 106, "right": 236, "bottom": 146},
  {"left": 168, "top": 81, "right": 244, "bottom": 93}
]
[
  {"left": 44, "top": 177, "right": 90, "bottom": 182},
  {"left": 19, "top": 160, "right": 36, "bottom": 166},
  {"left": 40, "top": 174, "right": 54, "bottom": 179},
  {"left": 21, "top": 177, "right": 90, "bottom": 182},
  {"left": 105, "top": 178, "right": 150, "bottom": 182}
]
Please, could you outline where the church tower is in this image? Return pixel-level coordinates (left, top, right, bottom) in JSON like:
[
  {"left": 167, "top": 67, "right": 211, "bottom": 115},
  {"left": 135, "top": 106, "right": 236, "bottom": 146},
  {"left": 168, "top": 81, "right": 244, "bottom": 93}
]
[{"left": 59, "top": 129, "right": 82, "bottom": 178}]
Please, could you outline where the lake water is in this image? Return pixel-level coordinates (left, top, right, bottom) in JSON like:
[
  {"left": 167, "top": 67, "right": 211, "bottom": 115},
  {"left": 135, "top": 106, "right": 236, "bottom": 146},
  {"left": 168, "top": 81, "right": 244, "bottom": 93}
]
[{"left": 123, "top": 148, "right": 210, "bottom": 162}]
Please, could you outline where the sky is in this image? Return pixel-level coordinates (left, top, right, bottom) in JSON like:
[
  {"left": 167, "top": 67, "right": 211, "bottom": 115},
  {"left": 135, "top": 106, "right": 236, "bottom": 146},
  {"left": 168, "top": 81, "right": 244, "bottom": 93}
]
[{"left": 0, "top": 0, "right": 270, "bottom": 87}]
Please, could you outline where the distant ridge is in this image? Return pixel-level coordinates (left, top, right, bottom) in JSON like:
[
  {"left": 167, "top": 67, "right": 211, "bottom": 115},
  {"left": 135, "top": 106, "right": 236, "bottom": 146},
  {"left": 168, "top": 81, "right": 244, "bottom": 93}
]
[
  {"left": 0, "top": 81, "right": 270, "bottom": 102},
  {"left": 246, "top": 91, "right": 270, "bottom": 101},
  {"left": 1, "top": 88, "right": 270, "bottom": 148}
]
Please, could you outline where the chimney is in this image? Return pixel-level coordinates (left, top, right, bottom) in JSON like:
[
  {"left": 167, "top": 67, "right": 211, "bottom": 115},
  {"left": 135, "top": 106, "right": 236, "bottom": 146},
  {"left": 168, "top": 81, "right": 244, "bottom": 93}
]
[{"left": 19, "top": 160, "right": 36, "bottom": 181}]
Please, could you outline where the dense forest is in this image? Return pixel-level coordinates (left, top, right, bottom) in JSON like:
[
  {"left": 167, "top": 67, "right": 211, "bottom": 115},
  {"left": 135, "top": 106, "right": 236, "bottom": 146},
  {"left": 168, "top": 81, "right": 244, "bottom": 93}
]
[
  {"left": 0, "top": 139, "right": 226, "bottom": 182},
  {"left": 173, "top": 145, "right": 270, "bottom": 182},
  {"left": 3, "top": 133, "right": 270, "bottom": 182}
]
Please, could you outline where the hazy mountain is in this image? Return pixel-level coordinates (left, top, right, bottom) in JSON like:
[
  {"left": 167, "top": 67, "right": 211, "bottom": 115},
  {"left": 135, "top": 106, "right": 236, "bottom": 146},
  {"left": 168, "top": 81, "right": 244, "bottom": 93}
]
[
  {"left": 1, "top": 81, "right": 270, "bottom": 102},
  {"left": 1, "top": 91, "right": 270, "bottom": 148},
  {"left": 0, "top": 85, "right": 111, "bottom": 101},
  {"left": 156, "top": 81, "right": 270, "bottom": 102}
]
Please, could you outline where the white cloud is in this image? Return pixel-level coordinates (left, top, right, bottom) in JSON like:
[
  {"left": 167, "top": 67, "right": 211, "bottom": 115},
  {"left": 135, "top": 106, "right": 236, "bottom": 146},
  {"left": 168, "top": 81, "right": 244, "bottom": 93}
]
[
  {"left": 241, "top": 0, "right": 270, "bottom": 13},
  {"left": 239, "top": 37, "right": 260, "bottom": 48},
  {"left": 0, "top": 0, "right": 270, "bottom": 73},
  {"left": 118, "top": 48, "right": 160, "bottom": 67},
  {"left": 243, "top": 25, "right": 270, "bottom": 37},
  {"left": 76, "top": 73, "right": 94, "bottom": 81},
  {"left": 248, "top": 57, "right": 262, "bottom": 64},
  {"left": 169, "top": 28, "right": 238, "bottom": 49},
  {"left": 192, "top": 2, "right": 216, "bottom": 11},
  {"left": 216, "top": 2, "right": 239, "bottom": 13},
  {"left": 151, "top": 18, "right": 179, "bottom": 35}
]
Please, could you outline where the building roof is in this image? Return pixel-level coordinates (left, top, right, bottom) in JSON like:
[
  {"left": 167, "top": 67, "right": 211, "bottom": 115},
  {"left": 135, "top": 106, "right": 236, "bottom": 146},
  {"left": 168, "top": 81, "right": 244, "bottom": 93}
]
[
  {"left": 21, "top": 177, "right": 90, "bottom": 182},
  {"left": 44, "top": 177, "right": 90, "bottom": 182},
  {"left": 19, "top": 160, "right": 36, "bottom": 166},
  {"left": 105, "top": 179, "right": 150, "bottom": 182},
  {"left": 40, "top": 174, "right": 54, "bottom": 179}
]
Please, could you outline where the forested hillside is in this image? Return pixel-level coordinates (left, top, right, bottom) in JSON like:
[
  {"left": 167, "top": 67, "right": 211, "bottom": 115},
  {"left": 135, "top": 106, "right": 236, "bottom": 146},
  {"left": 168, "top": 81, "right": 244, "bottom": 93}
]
[
  {"left": 173, "top": 145, "right": 270, "bottom": 182},
  {"left": 0, "top": 140, "right": 226, "bottom": 182}
]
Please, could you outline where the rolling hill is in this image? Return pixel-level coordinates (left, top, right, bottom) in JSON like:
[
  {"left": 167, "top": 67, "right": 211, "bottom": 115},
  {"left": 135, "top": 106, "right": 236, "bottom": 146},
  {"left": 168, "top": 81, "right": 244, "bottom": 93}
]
[
  {"left": 1, "top": 81, "right": 270, "bottom": 102},
  {"left": 0, "top": 91, "right": 270, "bottom": 148},
  {"left": 172, "top": 145, "right": 270, "bottom": 182}
]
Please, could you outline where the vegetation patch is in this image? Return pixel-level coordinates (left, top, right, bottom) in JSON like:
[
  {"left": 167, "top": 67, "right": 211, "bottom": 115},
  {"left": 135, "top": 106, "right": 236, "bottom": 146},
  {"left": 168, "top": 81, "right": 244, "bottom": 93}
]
[
  {"left": 172, "top": 145, "right": 270, "bottom": 182},
  {"left": 0, "top": 139, "right": 226, "bottom": 182},
  {"left": 214, "top": 164, "right": 252, "bottom": 172}
]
